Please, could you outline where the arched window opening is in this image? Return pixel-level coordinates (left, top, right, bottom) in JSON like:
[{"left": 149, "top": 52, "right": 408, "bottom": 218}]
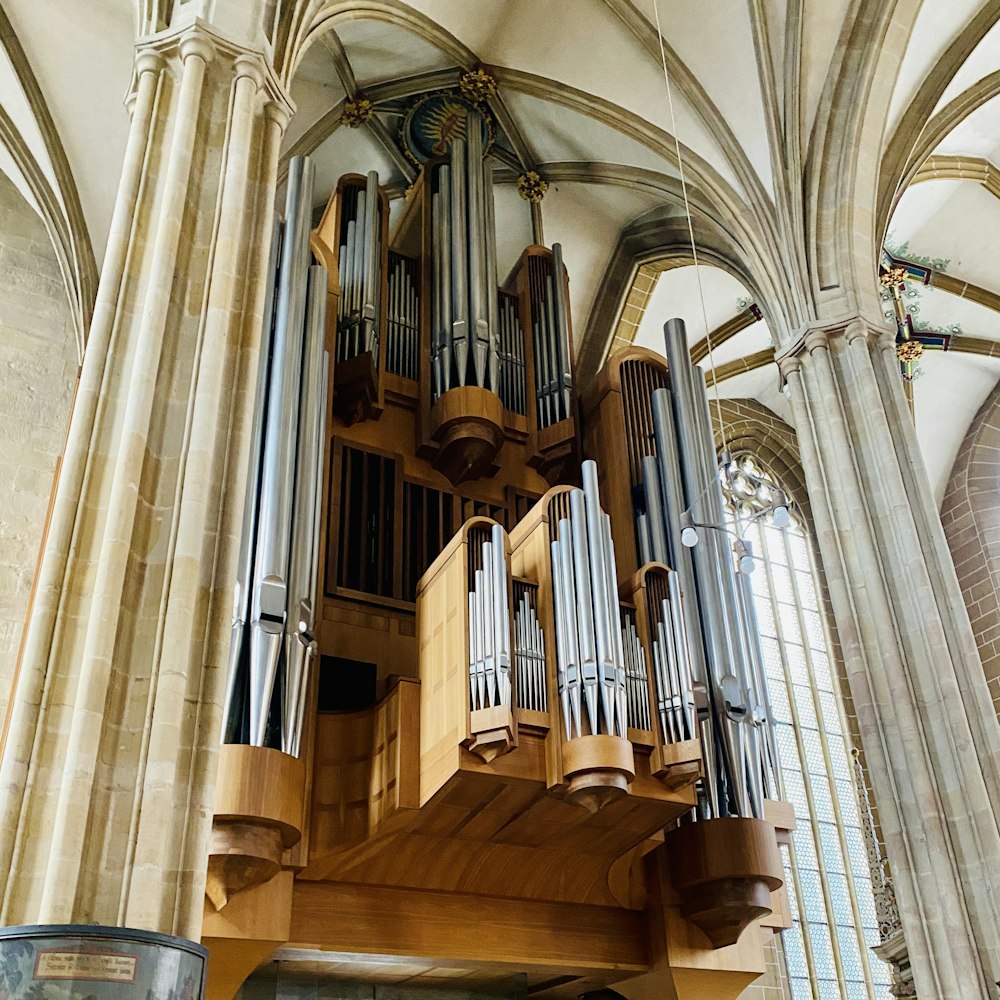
[{"left": 722, "top": 455, "right": 894, "bottom": 1000}]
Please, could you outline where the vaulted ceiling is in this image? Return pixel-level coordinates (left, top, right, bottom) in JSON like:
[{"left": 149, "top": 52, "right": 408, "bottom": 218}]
[{"left": 2, "top": 0, "right": 1000, "bottom": 506}]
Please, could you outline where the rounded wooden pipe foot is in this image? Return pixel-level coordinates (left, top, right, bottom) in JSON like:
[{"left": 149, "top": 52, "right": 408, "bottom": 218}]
[
  {"left": 566, "top": 770, "right": 629, "bottom": 812},
  {"left": 678, "top": 876, "right": 774, "bottom": 948},
  {"left": 206, "top": 821, "right": 284, "bottom": 911},
  {"left": 562, "top": 734, "right": 635, "bottom": 813},
  {"left": 430, "top": 387, "right": 505, "bottom": 485},
  {"left": 667, "top": 817, "right": 784, "bottom": 949}
]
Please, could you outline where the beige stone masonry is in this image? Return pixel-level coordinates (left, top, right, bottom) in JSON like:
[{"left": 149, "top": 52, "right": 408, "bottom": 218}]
[
  {"left": 0, "top": 21, "right": 290, "bottom": 940},
  {"left": 0, "top": 170, "right": 78, "bottom": 727},
  {"left": 780, "top": 317, "right": 1000, "bottom": 999}
]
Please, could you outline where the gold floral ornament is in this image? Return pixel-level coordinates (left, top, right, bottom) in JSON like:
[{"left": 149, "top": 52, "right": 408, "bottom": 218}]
[
  {"left": 342, "top": 96, "right": 374, "bottom": 128},
  {"left": 517, "top": 171, "right": 549, "bottom": 203},
  {"left": 879, "top": 266, "right": 907, "bottom": 288},
  {"left": 896, "top": 339, "right": 924, "bottom": 363},
  {"left": 459, "top": 67, "right": 497, "bottom": 104}
]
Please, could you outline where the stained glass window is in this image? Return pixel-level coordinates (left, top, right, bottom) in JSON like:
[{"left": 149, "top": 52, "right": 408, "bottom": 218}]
[{"left": 723, "top": 456, "right": 894, "bottom": 999}]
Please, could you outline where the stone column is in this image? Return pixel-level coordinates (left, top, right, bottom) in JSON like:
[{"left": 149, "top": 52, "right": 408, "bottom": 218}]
[
  {"left": 0, "top": 23, "right": 290, "bottom": 940},
  {"left": 779, "top": 317, "right": 1000, "bottom": 998}
]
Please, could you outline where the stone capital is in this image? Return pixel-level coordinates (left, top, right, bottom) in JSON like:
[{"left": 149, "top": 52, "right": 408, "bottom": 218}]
[
  {"left": 264, "top": 99, "right": 292, "bottom": 134},
  {"left": 134, "top": 48, "right": 166, "bottom": 78},
  {"left": 178, "top": 30, "right": 216, "bottom": 66},
  {"left": 233, "top": 53, "right": 266, "bottom": 92},
  {"left": 131, "top": 17, "right": 293, "bottom": 121}
]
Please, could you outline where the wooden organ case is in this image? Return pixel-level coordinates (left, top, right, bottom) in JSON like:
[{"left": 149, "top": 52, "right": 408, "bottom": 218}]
[{"left": 203, "top": 136, "right": 794, "bottom": 1000}]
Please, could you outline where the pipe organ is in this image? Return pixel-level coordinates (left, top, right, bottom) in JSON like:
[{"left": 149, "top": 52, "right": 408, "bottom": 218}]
[{"left": 205, "top": 143, "right": 794, "bottom": 1000}]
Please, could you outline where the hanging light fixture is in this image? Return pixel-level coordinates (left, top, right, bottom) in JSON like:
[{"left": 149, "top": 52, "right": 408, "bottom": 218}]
[{"left": 678, "top": 451, "right": 792, "bottom": 564}]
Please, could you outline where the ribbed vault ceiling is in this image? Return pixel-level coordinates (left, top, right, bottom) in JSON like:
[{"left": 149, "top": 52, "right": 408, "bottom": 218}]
[{"left": 1, "top": 0, "right": 1000, "bottom": 506}]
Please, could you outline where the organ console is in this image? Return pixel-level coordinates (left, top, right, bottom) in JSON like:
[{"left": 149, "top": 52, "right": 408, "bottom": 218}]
[{"left": 203, "top": 111, "right": 794, "bottom": 1000}]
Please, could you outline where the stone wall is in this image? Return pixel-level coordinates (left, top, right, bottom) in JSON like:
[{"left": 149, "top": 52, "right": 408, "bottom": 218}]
[
  {"left": 0, "top": 169, "right": 78, "bottom": 724},
  {"left": 941, "top": 381, "right": 1000, "bottom": 720}
]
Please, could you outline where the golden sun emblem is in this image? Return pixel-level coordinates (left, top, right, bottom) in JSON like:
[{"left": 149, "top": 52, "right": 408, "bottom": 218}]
[{"left": 425, "top": 100, "right": 471, "bottom": 155}]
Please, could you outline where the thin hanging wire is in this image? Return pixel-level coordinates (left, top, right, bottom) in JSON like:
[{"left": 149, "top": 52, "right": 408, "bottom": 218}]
[{"left": 649, "top": 0, "right": 730, "bottom": 457}]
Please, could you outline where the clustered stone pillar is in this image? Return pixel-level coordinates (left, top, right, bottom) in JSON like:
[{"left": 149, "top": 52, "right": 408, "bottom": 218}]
[
  {"left": 780, "top": 317, "right": 1000, "bottom": 999},
  {"left": 0, "top": 24, "right": 289, "bottom": 940}
]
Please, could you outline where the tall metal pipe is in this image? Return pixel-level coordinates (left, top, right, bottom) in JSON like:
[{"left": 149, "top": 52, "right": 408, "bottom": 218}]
[
  {"left": 552, "top": 243, "right": 572, "bottom": 416},
  {"left": 582, "top": 463, "right": 615, "bottom": 732},
  {"left": 224, "top": 215, "right": 281, "bottom": 740},
  {"left": 641, "top": 455, "right": 669, "bottom": 564},
  {"left": 651, "top": 388, "right": 707, "bottom": 688},
  {"left": 282, "top": 264, "right": 328, "bottom": 755},
  {"left": 551, "top": 537, "right": 574, "bottom": 738},
  {"left": 248, "top": 156, "right": 313, "bottom": 747},
  {"left": 450, "top": 139, "right": 468, "bottom": 385},
  {"left": 362, "top": 170, "right": 379, "bottom": 358},
  {"left": 491, "top": 524, "right": 511, "bottom": 706},
  {"left": 484, "top": 158, "right": 500, "bottom": 393}
]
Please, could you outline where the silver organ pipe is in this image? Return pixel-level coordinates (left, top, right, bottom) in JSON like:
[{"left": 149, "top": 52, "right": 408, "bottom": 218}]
[
  {"left": 336, "top": 170, "right": 382, "bottom": 366},
  {"left": 282, "top": 264, "right": 328, "bottom": 757},
  {"left": 550, "top": 460, "right": 627, "bottom": 740},
  {"left": 530, "top": 246, "right": 573, "bottom": 429},
  {"left": 467, "top": 523, "right": 513, "bottom": 710},
  {"left": 498, "top": 291, "right": 525, "bottom": 414},
  {"left": 513, "top": 582, "right": 547, "bottom": 712},
  {"left": 631, "top": 317, "right": 776, "bottom": 820},
  {"left": 431, "top": 110, "right": 501, "bottom": 400},
  {"left": 620, "top": 607, "right": 651, "bottom": 731},
  {"left": 386, "top": 251, "right": 419, "bottom": 380},
  {"left": 223, "top": 155, "right": 330, "bottom": 755},
  {"left": 224, "top": 216, "right": 281, "bottom": 742}
]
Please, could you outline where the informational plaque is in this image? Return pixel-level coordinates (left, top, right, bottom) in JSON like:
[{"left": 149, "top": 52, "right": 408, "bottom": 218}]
[{"left": 0, "top": 925, "right": 206, "bottom": 1000}]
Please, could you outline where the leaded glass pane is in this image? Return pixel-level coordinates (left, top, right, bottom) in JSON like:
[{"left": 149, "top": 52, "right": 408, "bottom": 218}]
[
  {"left": 803, "top": 607, "right": 826, "bottom": 649},
  {"left": 798, "top": 868, "right": 824, "bottom": 913},
  {"left": 793, "top": 683, "right": 818, "bottom": 729},
  {"left": 808, "top": 922, "right": 837, "bottom": 978},
  {"left": 784, "top": 860, "right": 801, "bottom": 920},
  {"left": 837, "top": 928, "right": 865, "bottom": 978},
  {"left": 779, "top": 602, "right": 802, "bottom": 640},
  {"left": 811, "top": 780, "right": 837, "bottom": 823},
  {"left": 762, "top": 637, "right": 783, "bottom": 681},
  {"left": 796, "top": 569, "right": 818, "bottom": 609},
  {"left": 790, "top": 978, "right": 813, "bottom": 1000},
  {"left": 826, "top": 731, "right": 847, "bottom": 764},
  {"left": 770, "top": 562, "right": 794, "bottom": 602},
  {"left": 826, "top": 872, "right": 853, "bottom": 921},
  {"left": 818, "top": 980, "right": 842, "bottom": 1000},
  {"left": 818, "top": 690, "right": 841, "bottom": 731},
  {"left": 828, "top": 745, "right": 850, "bottom": 781},
  {"left": 811, "top": 648, "right": 835, "bottom": 691},
  {"left": 820, "top": 822, "right": 847, "bottom": 874},
  {"left": 783, "top": 927, "right": 809, "bottom": 978},
  {"left": 769, "top": 682, "right": 792, "bottom": 724},
  {"left": 800, "top": 729, "right": 826, "bottom": 772},
  {"left": 778, "top": 724, "right": 803, "bottom": 771},
  {"left": 787, "top": 530, "right": 810, "bottom": 567},
  {"left": 766, "top": 526, "right": 789, "bottom": 564},
  {"left": 793, "top": 825, "right": 819, "bottom": 870},
  {"left": 784, "top": 766, "right": 809, "bottom": 814},
  {"left": 843, "top": 827, "right": 871, "bottom": 877},
  {"left": 785, "top": 641, "right": 810, "bottom": 684},
  {"left": 855, "top": 884, "right": 877, "bottom": 927},
  {"left": 871, "top": 958, "right": 893, "bottom": 985}
]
